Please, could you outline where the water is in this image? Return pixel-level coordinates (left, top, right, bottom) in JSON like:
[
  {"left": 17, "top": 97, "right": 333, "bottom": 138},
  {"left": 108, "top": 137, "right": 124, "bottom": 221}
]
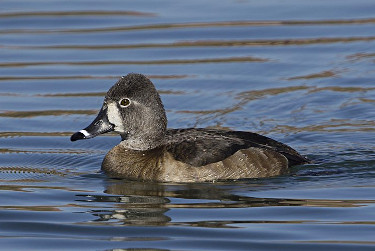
[{"left": 1, "top": 0, "right": 375, "bottom": 250}]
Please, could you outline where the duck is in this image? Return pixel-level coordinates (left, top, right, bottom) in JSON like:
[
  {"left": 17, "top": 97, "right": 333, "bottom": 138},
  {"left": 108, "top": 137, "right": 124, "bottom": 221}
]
[{"left": 71, "top": 73, "right": 309, "bottom": 182}]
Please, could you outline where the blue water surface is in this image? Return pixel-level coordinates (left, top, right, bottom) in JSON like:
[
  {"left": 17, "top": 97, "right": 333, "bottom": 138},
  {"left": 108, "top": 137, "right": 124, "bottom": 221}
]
[{"left": 0, "top": 0, "right": 374, "bottom": 250}]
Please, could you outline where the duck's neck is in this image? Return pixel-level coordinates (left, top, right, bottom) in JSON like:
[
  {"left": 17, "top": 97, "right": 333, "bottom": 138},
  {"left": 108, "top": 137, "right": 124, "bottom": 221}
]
[
  {"left": 120, "top": 113, "right": 167, "bottom": 151},
  {"left": 120, "top": 132, "right": 166, "bottom": 151}
]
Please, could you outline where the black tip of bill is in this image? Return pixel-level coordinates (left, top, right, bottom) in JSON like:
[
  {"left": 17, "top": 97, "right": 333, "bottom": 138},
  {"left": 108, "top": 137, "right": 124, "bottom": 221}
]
[{"left": 70, "top": 131, "right": 86, "bottom": 141}]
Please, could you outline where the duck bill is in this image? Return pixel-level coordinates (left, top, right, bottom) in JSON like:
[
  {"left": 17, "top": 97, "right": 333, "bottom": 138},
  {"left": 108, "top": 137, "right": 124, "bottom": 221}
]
[{"left": 70, "top": 107, "right": 114, "bottom": 141}]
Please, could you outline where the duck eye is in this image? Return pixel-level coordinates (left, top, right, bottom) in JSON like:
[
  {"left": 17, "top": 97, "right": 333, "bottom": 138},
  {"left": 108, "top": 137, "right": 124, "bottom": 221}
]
[{"left": 119, "top": 98, "right": 131, "bottom": 107}]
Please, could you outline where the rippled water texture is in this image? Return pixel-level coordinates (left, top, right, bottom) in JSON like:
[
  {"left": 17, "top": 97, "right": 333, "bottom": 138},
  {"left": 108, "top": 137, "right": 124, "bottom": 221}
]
[{"left": 1, "top": 0, "right": 375, "bottom": 250}]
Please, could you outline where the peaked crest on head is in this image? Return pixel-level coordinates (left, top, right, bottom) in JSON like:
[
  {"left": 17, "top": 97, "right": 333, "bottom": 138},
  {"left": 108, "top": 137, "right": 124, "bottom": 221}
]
[{"left": 106, "top": 73, "right": 159, "bottom": 102}]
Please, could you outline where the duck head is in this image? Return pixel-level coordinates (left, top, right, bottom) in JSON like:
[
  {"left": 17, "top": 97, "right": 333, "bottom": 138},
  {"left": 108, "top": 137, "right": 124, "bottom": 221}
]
[{"left": 71, "top": 73, "right": 167, "bottom": 150}]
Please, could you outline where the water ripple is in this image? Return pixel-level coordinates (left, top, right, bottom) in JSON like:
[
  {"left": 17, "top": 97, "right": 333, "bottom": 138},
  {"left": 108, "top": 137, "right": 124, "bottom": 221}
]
[
  {"left": 0, "top": 10, "right": 156, "bottom": 18},
  {"left": 0, "top": 74, "right": 191, "bottom": 82},
  {"left": 0, "top": 56, "right": 268, "bottom": 68},
  {"left": 1, "top": 18, "right": 374, "bottom": 34},
  {"left": 2, "top": 37, "right": 375, "bottom": 50}
]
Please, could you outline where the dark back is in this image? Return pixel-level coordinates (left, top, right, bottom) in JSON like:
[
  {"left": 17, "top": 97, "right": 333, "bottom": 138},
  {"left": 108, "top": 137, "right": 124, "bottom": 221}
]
[{"left": 165, "top": 128, "right": 309, "bottom": 167}]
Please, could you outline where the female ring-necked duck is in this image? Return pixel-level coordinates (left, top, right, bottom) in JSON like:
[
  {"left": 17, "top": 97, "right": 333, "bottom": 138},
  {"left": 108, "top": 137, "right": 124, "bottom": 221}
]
[{"left": 71, "top": 73, "right": 309, "bottom": 182}]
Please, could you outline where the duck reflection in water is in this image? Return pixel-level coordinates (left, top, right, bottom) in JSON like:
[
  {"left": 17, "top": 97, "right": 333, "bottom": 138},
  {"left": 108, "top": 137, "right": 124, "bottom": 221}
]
[{"left": 76, "top": 178, "right": 360, "bottom": 227}]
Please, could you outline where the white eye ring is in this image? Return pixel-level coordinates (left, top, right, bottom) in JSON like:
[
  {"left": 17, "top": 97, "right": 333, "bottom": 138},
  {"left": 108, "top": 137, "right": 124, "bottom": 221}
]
[{"left": 119, "top": 98, "right": 131, "bottom": 108}]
